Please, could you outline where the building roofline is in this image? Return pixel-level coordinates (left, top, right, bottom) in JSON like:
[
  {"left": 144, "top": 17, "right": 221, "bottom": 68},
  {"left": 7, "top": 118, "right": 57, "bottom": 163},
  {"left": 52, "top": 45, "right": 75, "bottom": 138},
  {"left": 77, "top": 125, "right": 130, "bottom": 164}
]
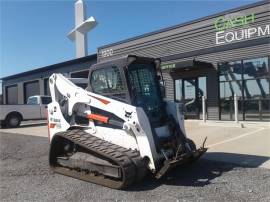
[
  {"left": 1, "top": 54, "right": 97, "bottom": 80},
  {"left": 98, "top": 0, "right": 268, "bottom": 50}
]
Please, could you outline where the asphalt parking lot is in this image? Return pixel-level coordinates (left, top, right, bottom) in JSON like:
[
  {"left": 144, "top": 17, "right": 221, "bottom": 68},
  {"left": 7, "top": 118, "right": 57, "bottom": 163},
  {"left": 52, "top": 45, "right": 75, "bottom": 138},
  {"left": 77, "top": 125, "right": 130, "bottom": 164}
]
[{"left": 0, "top": 121, "right": 270, "bottom": 201}]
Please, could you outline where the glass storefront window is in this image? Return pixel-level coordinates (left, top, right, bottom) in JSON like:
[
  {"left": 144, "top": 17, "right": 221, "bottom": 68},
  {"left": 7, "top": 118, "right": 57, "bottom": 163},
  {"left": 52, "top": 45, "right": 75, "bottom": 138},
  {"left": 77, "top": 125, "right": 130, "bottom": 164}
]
[
  {"left": 219, "top": 56, "right": 270, "bottom": 121},
  {"left": 184, "top": 79, "right": 196, "bottom": 99},
  {"left": 219, "top": 81, "right": 242, "bottom": 98},
  {"left": 219, "top": 61, "right": 242, "bottom": 81},
  {"left": 219, "top": 81, "right": 243, "bottom": 121},
  {"left": 244, "top": 79, "right": 270, "bottom": 99},
  {"left": 244, "top": 78, "right": 270, "bottom": 121},
  {"left": 220, "top": 99, "right": 244, "bottom": 121},
  {"left": 175, "top": 79, "right": 182, "bottom": 101},
  {"left": 244, "top": 99, "right": 270, "bottom": 121},
  {"left": 243, "top": 57, "right": 269, "bottom": 79},
  {"left": 198, "top": 77, "right": 207, "bottom": 98}
]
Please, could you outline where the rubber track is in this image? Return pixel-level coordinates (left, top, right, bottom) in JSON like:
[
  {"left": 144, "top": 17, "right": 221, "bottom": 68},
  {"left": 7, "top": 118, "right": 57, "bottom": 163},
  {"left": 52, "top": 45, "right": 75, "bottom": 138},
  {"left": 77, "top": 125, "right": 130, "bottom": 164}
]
[{"left": 50, "top": 129, "right": 146, "bottom": 189}]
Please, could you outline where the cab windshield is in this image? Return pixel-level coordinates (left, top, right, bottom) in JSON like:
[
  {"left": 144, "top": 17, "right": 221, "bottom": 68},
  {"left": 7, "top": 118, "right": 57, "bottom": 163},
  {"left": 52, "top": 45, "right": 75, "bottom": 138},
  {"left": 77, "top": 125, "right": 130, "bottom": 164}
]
[{"left": 127, "top": 62, "right": 163, "bottom": 124}]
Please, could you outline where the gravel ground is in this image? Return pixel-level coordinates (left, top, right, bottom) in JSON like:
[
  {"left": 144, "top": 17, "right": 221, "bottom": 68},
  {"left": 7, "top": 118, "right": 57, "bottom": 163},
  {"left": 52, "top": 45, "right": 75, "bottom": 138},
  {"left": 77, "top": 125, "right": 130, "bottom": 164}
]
[{"left": 0, "top": 132, "right": 270, "bottom": 202}]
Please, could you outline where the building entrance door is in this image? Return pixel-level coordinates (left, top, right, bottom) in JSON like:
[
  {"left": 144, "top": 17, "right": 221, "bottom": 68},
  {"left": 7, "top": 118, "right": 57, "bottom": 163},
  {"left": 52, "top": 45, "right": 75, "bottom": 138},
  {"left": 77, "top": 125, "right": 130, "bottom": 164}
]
[
  {"left": 183, "top": 78, "right": 198, "bottom": 119},
  {"left": 175, "top": 77, "right": 207, "bottom": 119}
]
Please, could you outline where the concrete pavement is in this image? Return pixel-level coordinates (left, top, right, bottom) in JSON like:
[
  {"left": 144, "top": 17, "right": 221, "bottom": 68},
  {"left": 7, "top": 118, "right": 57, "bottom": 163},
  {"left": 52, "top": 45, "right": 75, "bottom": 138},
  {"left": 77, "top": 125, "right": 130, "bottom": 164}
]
[
  {"left": 1, "top": 120, "right": 269, "bottom": 168},
  {"left": 2, "top": 131, "right": 270, "bottom": 202},
  {"left": 185, "top": 121, "right": 270, "bottom": 168}
]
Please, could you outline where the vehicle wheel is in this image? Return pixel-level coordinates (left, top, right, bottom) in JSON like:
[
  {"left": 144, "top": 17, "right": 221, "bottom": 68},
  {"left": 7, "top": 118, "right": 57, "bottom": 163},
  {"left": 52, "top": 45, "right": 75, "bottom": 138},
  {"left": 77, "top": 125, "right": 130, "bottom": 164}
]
[
  {"left": 187, "top": 138, "right": 196, "bottom": 150},
  {"left": 6, "top": 114, "right": 21, "bottom": 128}
]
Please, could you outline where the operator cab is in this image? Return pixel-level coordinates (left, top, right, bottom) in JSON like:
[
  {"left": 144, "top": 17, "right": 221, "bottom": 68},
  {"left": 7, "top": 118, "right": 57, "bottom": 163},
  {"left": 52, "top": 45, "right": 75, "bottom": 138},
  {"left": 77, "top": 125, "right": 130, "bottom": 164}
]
[
  {"left": 87, "top": 55, "right": 181, "bottom": 152},
  {"left": 87, "top": 55, "right": 166, "bottom": 127}
]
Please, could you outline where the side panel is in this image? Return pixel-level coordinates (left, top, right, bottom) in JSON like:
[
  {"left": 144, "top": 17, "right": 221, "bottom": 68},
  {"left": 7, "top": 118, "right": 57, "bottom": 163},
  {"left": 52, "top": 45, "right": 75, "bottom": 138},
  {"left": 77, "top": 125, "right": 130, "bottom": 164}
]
[
  {"left": 0, "top": 105, "right": 43, "bottom": 120},
  {"left": 85, "top": 127, "right": 139, "bottom": 151}
]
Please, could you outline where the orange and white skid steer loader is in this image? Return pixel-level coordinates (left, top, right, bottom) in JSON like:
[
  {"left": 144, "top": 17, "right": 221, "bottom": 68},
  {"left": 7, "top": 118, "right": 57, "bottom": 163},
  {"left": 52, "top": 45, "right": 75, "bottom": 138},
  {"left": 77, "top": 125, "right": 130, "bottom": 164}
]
[{"left": 47, "top": 55, "right": 207, "bottom": 189}]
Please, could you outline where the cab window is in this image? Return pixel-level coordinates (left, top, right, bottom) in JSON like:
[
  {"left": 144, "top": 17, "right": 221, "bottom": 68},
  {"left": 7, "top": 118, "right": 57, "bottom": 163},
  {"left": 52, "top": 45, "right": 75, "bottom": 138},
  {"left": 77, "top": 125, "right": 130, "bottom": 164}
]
[{"left": 91, "top": 66, "right": 124, "bottom": 94}]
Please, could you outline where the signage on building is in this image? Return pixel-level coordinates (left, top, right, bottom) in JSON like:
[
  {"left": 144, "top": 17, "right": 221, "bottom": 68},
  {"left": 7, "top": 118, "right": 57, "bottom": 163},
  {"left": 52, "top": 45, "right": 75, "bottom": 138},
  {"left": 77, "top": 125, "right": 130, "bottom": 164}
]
[
  {"left": 100, "top": 48, "right": 113, "bottom": 58},
  {"left": 161, "top": 63, "right": 176, "bottom": 70},
  {"left": 214, "top": 13, "right": 270, "bottom": 45}
]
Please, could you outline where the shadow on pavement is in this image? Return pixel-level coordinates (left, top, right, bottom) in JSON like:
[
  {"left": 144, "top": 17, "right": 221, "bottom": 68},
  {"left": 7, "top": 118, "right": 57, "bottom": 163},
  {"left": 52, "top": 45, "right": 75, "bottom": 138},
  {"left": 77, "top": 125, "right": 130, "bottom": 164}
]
[
  {"left": 19, "top": 122, "right": 47, "bottom": 128},
  {"left": 128, "top": 153, "right": 269, "bottom": 191},
  {"left": 1, "top": 122, "right": 46, "bottom": 129},
  {"left": 203, "top": 152, "right": 269, "bottom": 168}
]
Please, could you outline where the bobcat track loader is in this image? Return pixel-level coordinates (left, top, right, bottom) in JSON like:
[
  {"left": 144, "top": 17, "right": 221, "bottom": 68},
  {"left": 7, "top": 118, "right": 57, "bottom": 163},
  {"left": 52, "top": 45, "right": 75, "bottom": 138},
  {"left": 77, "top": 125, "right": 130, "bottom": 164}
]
[{"left": 48, "top": 55, "right": 207, "bottom": 189}]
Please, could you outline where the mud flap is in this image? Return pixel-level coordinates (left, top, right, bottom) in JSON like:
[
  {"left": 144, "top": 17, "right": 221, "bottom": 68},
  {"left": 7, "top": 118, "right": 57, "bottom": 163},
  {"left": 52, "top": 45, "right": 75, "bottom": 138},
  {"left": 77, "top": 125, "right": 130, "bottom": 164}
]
[{"left": 155, "top": 147, "right": 207, "bottom": 179}]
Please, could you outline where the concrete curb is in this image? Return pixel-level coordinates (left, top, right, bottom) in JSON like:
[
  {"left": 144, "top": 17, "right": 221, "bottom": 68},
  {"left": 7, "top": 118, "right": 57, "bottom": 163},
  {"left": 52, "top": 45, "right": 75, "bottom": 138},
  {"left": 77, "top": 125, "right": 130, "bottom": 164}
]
[{"left": 193, "top": 120, "right": 270, "bottom": 128}]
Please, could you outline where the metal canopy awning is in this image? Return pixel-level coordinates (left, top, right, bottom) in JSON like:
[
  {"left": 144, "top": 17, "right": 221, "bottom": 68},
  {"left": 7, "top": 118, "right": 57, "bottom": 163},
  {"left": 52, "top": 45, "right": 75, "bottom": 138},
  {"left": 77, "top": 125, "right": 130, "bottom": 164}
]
[{"left": 161, "top": 59, "right": 213, "bottom": 72}]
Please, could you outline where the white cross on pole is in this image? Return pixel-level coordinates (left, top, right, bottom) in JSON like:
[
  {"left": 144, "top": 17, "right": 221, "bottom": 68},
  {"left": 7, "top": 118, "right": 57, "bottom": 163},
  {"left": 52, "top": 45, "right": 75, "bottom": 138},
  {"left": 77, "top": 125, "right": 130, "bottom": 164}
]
[{"left": 67, "top": 0, "right": 97, "bottom": 58}]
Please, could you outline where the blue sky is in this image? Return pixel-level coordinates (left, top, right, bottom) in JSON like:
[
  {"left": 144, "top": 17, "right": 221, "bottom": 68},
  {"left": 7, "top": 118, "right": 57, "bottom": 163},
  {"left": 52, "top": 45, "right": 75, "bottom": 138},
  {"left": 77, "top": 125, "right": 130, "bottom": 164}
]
[{"left": 1, "top": 0, "right": 258, "bottom": 79}]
